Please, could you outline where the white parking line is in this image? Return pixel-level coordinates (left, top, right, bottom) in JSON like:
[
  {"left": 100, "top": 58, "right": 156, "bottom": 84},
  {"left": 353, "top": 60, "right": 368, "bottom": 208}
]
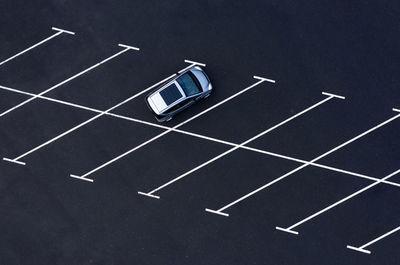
[
  {"left": 138, "top": 93, "right": 338, "bottom": 199},
  {"left": 184, "top": 59, "right": 206, "bottom": 67},
  {"left": 2, "top": 74, "right": 175, "bottom": 165},
  {"left": 51, "top": 27, "right": 75, "bottom": 35},
  {"left": 118, "top": 43, "right": 140, "bottom": 51},
  {"left": 0, "top": 27, "right": 74, "bottom": 67},
  {"left": 69, "top": 75, "right": 275, "bottom": 182},
  {"left": 275, "top": 169, "right": 400, "bottom": 235},
  {"left": 178, "top": 60, "right": 206, "bottom": 74},
  {"left": 2, "top": 85, "right": 400, "bottom": 190},
  {"left": 0, "top": 44, "right": 138, "bottom": 118},
  {"left": 347, "top": 225, "right": 400, "bottom": 254},
  {"left": 70, "top": 174, "right": 94, "bottom": 183},
  {"left": 253, "top": 75, "right": 276, "bottom": 84},
  {"left": 3, "top": 157, "right": 26, "bottom": 166},
  {"left": 206, "top": 110, "right": 400, "bottom": 217},
  {"left": 321, "top": 92, "right": 346, "bottom": 100}
]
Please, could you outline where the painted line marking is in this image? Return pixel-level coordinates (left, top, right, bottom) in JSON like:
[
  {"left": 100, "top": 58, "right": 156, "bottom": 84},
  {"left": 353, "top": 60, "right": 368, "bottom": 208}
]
[
  {"left": 138, "top": 94, "right": 336, "bottom": 199},
  {"left": 393, "top": 108, "right": 400, "bottom": 113},
  {"left": 275, "top": 227, "right": 299, "bottom": 235},
  {"left": 207, "top": 112, "right": 400, "bottom": 216},
  {"left": 253, "top": 75, "right": 276, "bottom": 83},
  {"left": 240, "top": 145, "right": 400, "bottom": 188},
  {"left": 178, "top": 60, "right": 207, "bottom": 74},
  {"left": 346, "top": 246, "right": 371, "bottom": 254},
  {"left": 184, "top": 59, "right": 206, "bottom": 67},
  {"left": 118, "top": 43, "right": 140, "bottom": 51},
  {"left": 205, "top": 208, "right": 229, "bottom": 217},
  {"left": 2, "top": 85, "right": 400, "bottom": 190},
  {"left": 3, "top": 157, "right": 26, "bottom": 166},
  {"left": 0, "top": 45, "right": 137, "bottom": 118},
  {"left": 137, "top": 192, "right": 160, "bottom": 199},
  {"left": 3, "top": 74, "right": 174, "bottom": 164},
  {"left": 321, "top": 91, "right": 345, "bottom": 100},
  {"left": 277, "top": 169, "right": 400, "bottom": 234},
  {"left": 51, "top": 27, "right": 75, "bottom": 35},
  {"left": 347, "top": 225, "right": 400, "bottom": 255},
  {"left": 0, "top": 27, "right": 73, "bottom": 67},
  {"left": 70, "top": 75, "right": 274, "bottom": 180},
  {"left": 69, "top": 174, "right": 94, "bottom": 182}
]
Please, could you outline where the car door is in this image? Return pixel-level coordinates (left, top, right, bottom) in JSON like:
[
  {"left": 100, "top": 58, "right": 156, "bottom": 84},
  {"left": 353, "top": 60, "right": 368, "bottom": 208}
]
[{"left": 167, "top": 98, "right": 195, "bottom": 116}]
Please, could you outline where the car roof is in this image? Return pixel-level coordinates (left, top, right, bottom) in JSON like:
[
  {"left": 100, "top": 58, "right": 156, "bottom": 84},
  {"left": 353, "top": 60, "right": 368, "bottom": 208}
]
[
  {"left": 160, "top": 82, "right": 184, "bottom": 105},
  {"left": 148, "top": 81, "right": 186, "bottom": 114}
]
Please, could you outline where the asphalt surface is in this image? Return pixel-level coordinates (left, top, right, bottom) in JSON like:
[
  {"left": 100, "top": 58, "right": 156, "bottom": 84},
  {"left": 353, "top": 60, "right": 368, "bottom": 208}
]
[{"left": 0, "top": 1, "right": 399, "bottom": 264}]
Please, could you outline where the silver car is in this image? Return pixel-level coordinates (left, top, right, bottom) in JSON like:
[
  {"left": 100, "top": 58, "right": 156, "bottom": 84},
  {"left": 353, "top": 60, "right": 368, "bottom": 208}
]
[{"left": 145, "top": 66, "right": 212, "bottom": 122}]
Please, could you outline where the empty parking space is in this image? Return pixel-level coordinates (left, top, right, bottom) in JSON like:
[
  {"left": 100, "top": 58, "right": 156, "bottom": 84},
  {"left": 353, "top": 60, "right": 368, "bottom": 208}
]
[
  {"left": 0, "top": 27, "right": 72, "bottom": 67},
  {"left": 151, "top": 147, "right": 301, "bottom": 202},
  {"left": 79, "top": 130, "right": 229, "bottom": 185},
  {"left": 25, "top": 115, "right": 164, "bottom": 173},
  {"left": 276, "top": 168, "right": 400, "bottom": 234},
  {"left": 43, "top": 50, "right": 141, "bottom": 110},
  {"left": 0, "top": 30, "right": 82, "bottom": 92},
  {"left": 0, "top": 99, "right": 93, "bottom": 155},
  {"left": 319, "top": 123, "right": 400, "bottom": 178},
  {"left": 247, "top": 101, "right": 371, "bottom": 161},
  {"left": 217, "top": 165, "right": 370, "bottom": 219},
  {"left": 0, "top": 90, "right": 30, "bottom": 114}
]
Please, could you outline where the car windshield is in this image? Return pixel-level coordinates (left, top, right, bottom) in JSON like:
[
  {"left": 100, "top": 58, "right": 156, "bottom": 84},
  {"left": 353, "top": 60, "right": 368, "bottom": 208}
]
[{"left": 177, "top": 72, "right": 201, "bottom": 96}]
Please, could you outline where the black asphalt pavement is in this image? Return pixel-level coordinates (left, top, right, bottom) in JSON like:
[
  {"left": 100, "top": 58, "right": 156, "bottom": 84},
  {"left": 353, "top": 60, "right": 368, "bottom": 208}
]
[{"left": 0, "top": 1, "right": 399, "bottom": 264}]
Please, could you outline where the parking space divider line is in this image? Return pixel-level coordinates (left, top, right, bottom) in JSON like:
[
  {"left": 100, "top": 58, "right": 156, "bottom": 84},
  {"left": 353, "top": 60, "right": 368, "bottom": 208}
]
[
  {"left": 346, "top": 246, "right": 372, "bottom": 254},
  {"left": 253, "top": 75, "right": 276, "bottom": 83},
  {"left": 118, "top": 43, "right": 140, "bottom": 51},
  {"left": 0, "top": 44, "right": 138, "bottom": 118},
  {"left": 347, "top": 225, "right": 400, "bottom": 255},
  {"left": 276, "top": 168, "right": 400, "bottom": 235},
  {"left": 206, "top": 111, "right": 400, "bottom": 217},
  {"left": 275, "top": 227, "right": 299, "bottom": 235},
  {"left": 205, "top": 208, "right": 229, "bottom": 217},
  {"left": 51, "top": 27, "right": 75, "bottom": 35},
  {"left": 178, "top": 60, "right": 207, "bottom": 74},
  {"left": 0, "top": 27, "right": 74, "bottom": 67},
  {"left": 184, "top": 59, "right": 206, "bottom": 67},
  {"left": 138, "top": 94, "right": 335, "bottom": 199},
  {"left": 70, "top": 174, "right": 94, "bottom": 182},
  {"left": 137, "top": 192, "right": 160, "bottom": 199},
  {"left": 70, "top": 75, "right": 273, "bottom": 181},
  {"left": 3, "top": 157, "right": 26, "bottom": 165},
  {"left": 2, "top": 85, "right": 400, "bottom": 190},
  {"left": 393, "top": 108, "right": 400, "bottom": 113},
  {"left": 322, "top": 91, "right": 345, "bottom": 100}
]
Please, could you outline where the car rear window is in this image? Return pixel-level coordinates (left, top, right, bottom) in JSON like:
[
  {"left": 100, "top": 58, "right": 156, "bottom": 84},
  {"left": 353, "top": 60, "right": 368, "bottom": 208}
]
[
  {"left": 159, "top": 83, "right": 183, "bottom": 105},
  {"left": 177, "top": 72, "right": 201, "bottom": 96}
]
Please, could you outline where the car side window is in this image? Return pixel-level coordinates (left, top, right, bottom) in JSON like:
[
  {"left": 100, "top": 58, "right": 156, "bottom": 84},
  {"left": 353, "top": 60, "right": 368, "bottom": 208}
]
[
  {"left": 167, "top": 104, "right": 181, "bottom": 113},
  {"left": 166, "top": 98, "right": 192, "bottom": 113}
]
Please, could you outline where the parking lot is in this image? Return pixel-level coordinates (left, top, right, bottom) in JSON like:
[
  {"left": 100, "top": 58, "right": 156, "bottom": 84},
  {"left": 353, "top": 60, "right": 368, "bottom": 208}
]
[{"left": 0, "top": 1, "right": 399, "bottom": 264}]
